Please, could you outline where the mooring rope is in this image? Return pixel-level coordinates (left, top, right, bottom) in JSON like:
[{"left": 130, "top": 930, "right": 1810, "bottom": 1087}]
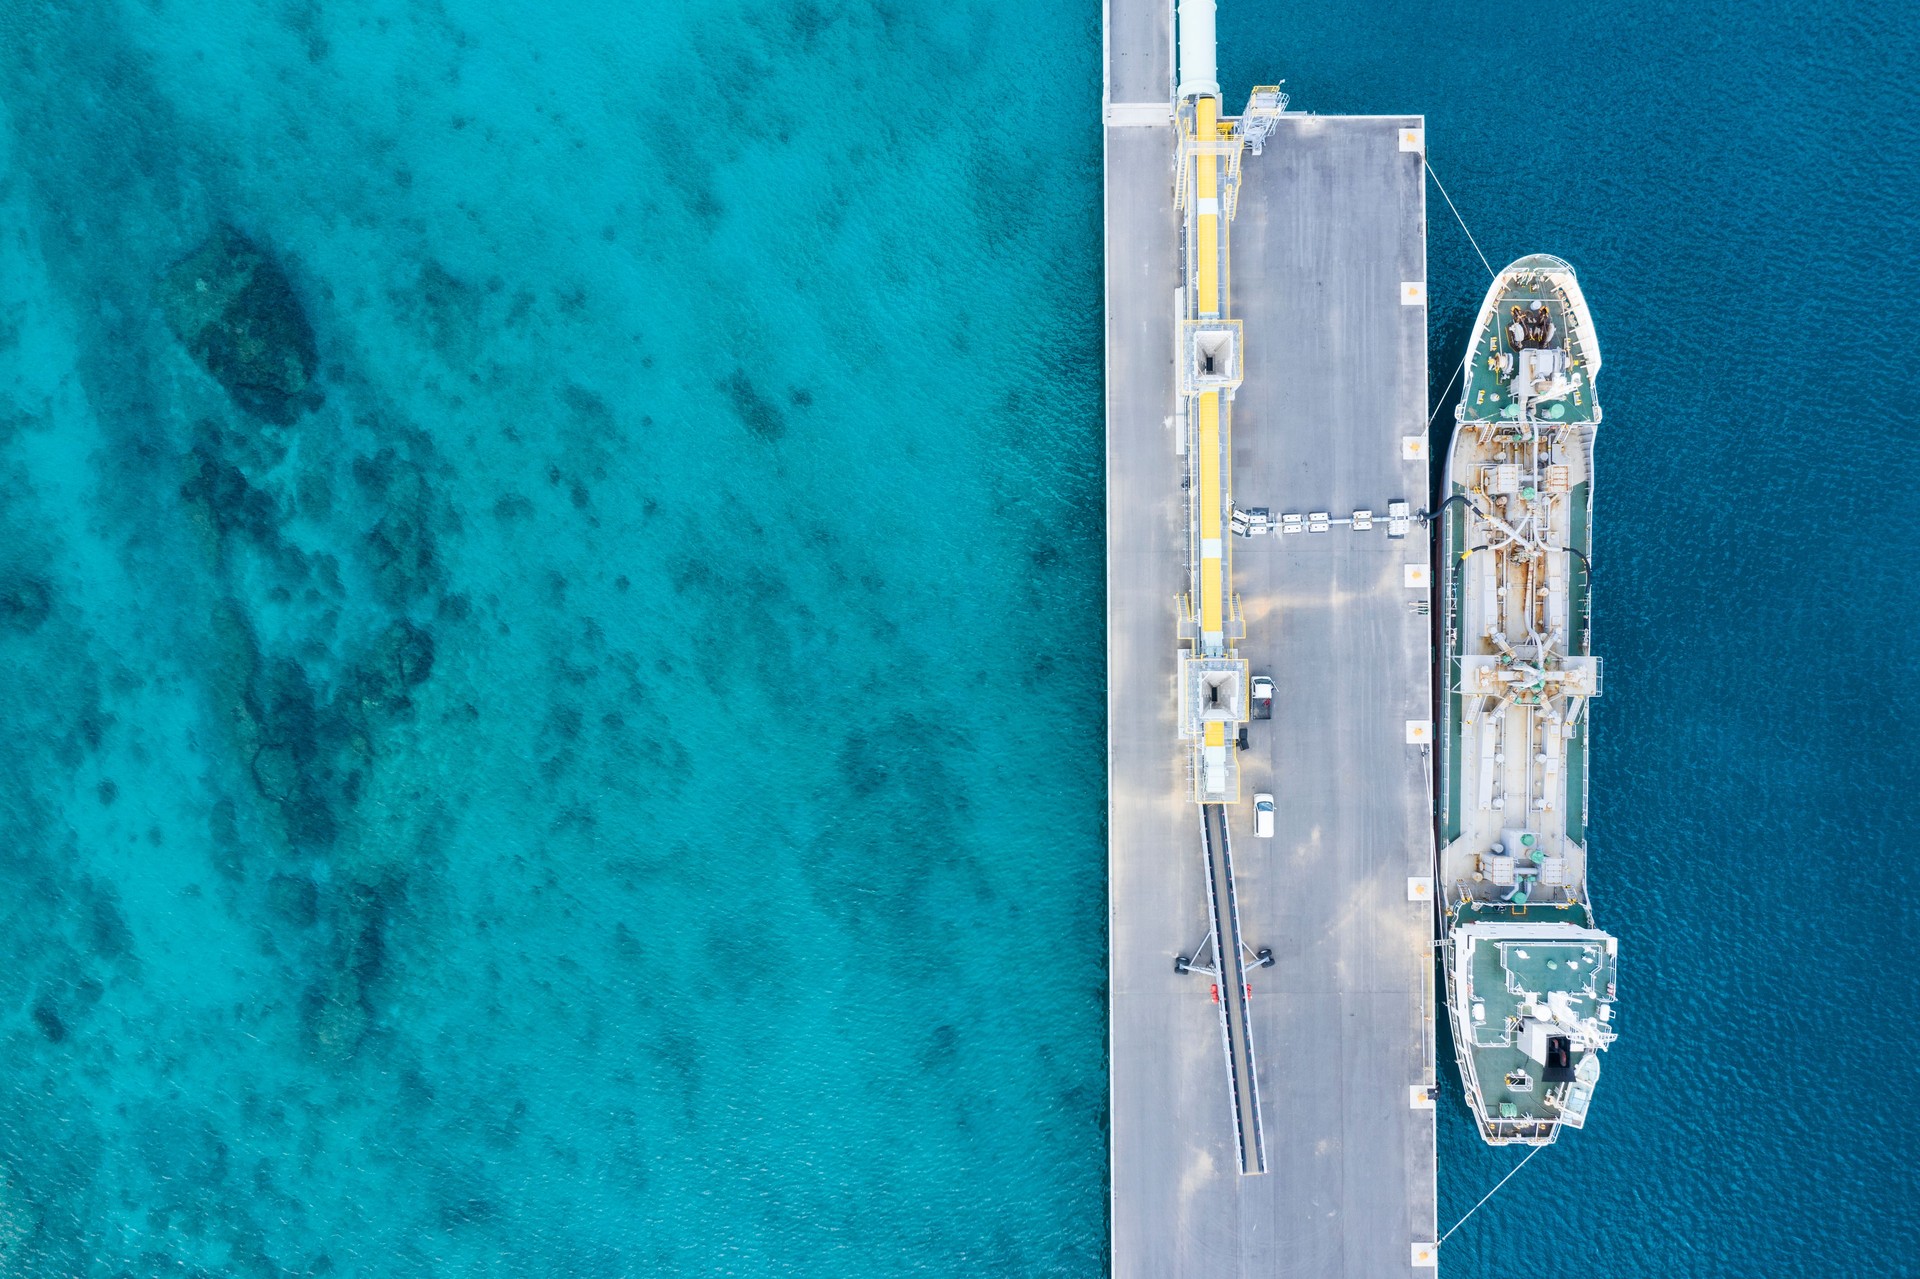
[
  {"left": 1436, "top": 1142, "right": 1548, "bottom": 1247},
  {"left": 1424, "top": 159, "right": 1496, "bottom": 281},
  {"left": 1427, "top": 359, "right": 1463, "bottom": 428}
]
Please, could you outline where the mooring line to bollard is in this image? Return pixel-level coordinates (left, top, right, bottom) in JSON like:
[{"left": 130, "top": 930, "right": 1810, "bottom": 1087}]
[
  {"left": 1425, "top": 158, "right": 1496, "bottom": 280},
  {"left": 1437, "top": 1141, "right": 1548, "bottom": 1247},
  {"left": 1428, "top": 360, "right": 1463, "bottom": 428}
]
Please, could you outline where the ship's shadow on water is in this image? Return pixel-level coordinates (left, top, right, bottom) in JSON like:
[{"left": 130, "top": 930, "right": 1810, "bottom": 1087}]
[{"left": 0, "top": 0, "right": 1106, "bottom": 1273}]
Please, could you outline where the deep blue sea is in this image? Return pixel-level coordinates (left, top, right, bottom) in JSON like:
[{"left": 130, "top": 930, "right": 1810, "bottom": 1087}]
[
  {"left": 0, "top": 0, "right": 1909, "bottom": 1274},
  {"left": 1219, "top": 1, "right": 1920, "bottom": 1274}
]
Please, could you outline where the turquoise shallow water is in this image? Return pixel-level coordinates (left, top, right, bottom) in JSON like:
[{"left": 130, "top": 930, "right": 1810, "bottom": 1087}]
[
  {"left": 1, "top": 0, "right": 1914, "bottom": 1274},
  {"left": 0, "top": 0, "right": 1103, "bottom": 1272}
]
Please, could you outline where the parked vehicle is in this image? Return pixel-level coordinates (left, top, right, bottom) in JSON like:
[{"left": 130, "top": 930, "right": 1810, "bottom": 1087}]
[{"left": 1252, "top": 793, "right": 1275, "bottom": 838}]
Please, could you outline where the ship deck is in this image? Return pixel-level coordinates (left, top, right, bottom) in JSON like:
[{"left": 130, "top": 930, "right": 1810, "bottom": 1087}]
[
  {"left": 1452, "top": 925, "right": 1616, "bottom": 1130},
  {"left": 1439, "top": 277, "right": 1601, "bottom": 865},
  {"left": 1437, "top": 474, "right": 1597, "bottom": 890},
  {"left": 1459, "top": 274, "right": 1599, "bottom": 427}
]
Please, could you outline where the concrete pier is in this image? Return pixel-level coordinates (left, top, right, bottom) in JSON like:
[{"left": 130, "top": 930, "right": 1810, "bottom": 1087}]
[{"left": 1104, "top": 0, "right": 1439, "bottom": 1272}]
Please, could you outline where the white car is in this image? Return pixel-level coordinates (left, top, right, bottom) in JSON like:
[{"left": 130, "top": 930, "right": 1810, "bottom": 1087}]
[{"left": 1252, "top": 793, "right": 1275, "bottom": 838}]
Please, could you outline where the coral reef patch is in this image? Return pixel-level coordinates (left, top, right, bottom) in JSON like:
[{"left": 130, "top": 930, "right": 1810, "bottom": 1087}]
[{"left": 160, "top": 227, "right": 320, "bottom": 424}]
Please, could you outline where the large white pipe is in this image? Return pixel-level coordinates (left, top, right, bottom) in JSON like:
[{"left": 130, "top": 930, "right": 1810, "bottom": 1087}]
[{"left": 1176, "top": 0, "right": 1219, "bottom": 100}]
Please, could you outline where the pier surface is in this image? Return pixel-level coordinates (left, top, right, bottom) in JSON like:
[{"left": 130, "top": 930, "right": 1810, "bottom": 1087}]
[{"left": 1104, "top": 1, "right": 1438, "bottom": 1273}]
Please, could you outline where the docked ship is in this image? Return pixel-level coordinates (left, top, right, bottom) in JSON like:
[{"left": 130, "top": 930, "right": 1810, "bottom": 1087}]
[{"left": 1436, "top": 255, "right": 1620, "bottom": 1145}]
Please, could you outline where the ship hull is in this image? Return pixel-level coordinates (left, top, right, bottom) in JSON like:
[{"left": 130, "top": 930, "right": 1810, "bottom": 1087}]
[{"left": 1437, "top": 255, "right": 1618, "bottom": 1146}]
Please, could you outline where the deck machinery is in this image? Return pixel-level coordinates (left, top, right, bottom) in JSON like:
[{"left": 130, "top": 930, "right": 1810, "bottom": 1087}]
[
  {"left": 1438, "top": 255, "right": 1622, "bottom": 1145},
  {"left": 1169, "top": 0, "right": 1287, "bottom": 1177}
]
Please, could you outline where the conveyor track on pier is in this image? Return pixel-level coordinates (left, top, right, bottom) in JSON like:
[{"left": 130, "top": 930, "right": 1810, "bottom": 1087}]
[{"left": 1200, "top": 802, "right": 1265, "bottom": 1174}]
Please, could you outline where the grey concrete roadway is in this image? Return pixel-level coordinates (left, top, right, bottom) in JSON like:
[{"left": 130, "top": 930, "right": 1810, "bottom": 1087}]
[
  {"left": 1226, "top": 112, "right": 1439, "bottom": 1276},
  {"left": 1104, "top": 0, "right": 1169, "bottom": 106},
  {"left": 1105, "top": 0, "right": 1439, "bottom": 1264}
]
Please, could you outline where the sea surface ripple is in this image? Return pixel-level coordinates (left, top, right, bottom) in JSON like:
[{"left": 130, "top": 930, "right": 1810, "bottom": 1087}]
[
  {"left": 0, "top": 0, "right": 1913, "bottom": 1274},
  {"left": 1224, "top": 2, "right": 1920, "bottom": 1274},
  {"left": 0, "top": 0, "right": 1104, "bottom": 1272}
]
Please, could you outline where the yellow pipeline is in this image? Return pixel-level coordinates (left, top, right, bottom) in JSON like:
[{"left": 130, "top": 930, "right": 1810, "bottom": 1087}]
[
  {"left": 1195, "top": 96, "right": 1220, "bottom": 318},
  {"left": 1195, "top": 92, "right": 1226, "bottom": 648},
  {"left": 1198, "top": 391, "right": 1222, "bottom": 637},
  {"left": 1184, "top": 88, "right": 1235, "bottom": 783}
]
